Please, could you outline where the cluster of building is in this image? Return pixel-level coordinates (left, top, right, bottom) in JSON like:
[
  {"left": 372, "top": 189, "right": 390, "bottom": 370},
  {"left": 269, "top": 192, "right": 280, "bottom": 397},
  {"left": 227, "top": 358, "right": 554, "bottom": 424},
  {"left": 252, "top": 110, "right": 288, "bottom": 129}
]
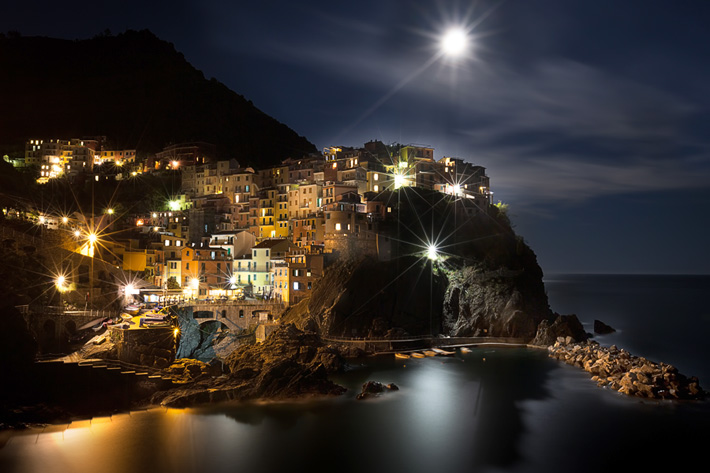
[
  {"left": 18, "top": 137, "right": 213, "bottom": 183},
  {"left": 18, "top": 138, "right": 493, "bottom": 307}
]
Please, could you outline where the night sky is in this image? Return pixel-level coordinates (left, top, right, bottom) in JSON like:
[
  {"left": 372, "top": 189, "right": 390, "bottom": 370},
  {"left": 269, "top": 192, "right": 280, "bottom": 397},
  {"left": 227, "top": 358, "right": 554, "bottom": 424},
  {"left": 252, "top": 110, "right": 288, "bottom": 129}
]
[{"left": 4, "top": 0, "right": 710, "bottom": 274}]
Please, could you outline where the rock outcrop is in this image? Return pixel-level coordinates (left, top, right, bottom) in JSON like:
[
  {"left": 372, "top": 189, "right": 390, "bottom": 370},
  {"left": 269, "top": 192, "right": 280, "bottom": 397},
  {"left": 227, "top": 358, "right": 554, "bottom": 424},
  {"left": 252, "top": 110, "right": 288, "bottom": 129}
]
[
  {"left": 548, "top": 340, "right": 705, "bottom": 400},
  {"left": 443, "top": 266, "right": 552, "bottom": 339},
  {"left": 281, "top": 190, "right": 566, "bottom": 345},
  {"left": 356, "top": 381, "right": 399, "bottom": 400},
  {"left": 594, "top": 319, "right": 616, "bottom": 335},
  {"left": 532, "top": 314, "right": 588, "bottom": 346},
  {"left": 152, "top": 324, "right": 346, "bottom": 407}
]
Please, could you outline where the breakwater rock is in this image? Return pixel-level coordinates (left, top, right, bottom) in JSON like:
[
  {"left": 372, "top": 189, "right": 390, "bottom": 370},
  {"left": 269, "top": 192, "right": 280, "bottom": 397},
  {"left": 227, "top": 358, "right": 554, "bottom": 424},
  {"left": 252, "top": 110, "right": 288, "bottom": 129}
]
[{"left": 548, "top": 340, "right": 705, "bottom": 400}]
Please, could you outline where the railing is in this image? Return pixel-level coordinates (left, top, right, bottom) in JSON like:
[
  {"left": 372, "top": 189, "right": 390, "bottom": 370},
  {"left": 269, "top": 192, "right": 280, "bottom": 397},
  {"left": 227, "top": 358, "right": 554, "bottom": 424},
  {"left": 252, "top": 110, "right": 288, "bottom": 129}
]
[
  {"left": 25, "top": 305, "right": 120, "bottom": 318},
  {"left": 322, "top": 335, "right": 529, "bottom": 345}
]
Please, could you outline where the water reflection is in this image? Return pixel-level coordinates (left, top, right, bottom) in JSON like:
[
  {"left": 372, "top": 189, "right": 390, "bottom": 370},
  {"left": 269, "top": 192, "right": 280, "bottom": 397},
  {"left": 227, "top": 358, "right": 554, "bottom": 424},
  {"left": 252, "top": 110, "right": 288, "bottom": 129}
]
[{"left": 0, "top": 349, "right": 562, "bottom": 473}]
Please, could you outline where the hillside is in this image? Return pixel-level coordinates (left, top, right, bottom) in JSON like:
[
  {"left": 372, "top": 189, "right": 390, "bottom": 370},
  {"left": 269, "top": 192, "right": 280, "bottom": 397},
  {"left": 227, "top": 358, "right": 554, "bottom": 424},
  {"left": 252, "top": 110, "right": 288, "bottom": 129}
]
[{"left": 0, "top": 30, "right": 316, "bottom": 166}]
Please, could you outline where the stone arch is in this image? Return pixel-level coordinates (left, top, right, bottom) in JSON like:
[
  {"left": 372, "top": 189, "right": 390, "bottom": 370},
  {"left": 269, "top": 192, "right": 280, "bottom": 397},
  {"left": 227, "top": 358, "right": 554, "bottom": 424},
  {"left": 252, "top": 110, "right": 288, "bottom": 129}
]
[
  {"left": 193, "top": 310, "right": 213, "bottom": 319},
  {"left": 43, "top": 319, "right": 56, "bottom": 336},
  {"left": 64, "top": 320, "right": 77, "bottom": 336},
  {"left": 40, "top": 318, "right": 58, "bottom": 353},
  {"left": 198, "top": 320, "right": 230, "bottom": 333}
]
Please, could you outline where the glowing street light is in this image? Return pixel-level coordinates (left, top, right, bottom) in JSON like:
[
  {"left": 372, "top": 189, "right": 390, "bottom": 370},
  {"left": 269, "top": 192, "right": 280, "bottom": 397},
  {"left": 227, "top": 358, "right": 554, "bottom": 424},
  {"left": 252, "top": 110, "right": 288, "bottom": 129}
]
[
  {"left": 74, "top": 230, "right": 81, "bottom": 237},
  {"left": 190, "top": 278, "right": 200, "bottom": 299},
  {"left": 427, "top": 244, "right": 439, "bottom": 261},
  {"left": 106, "top": 208, "right": 114, "bottom": 215},
  {"left": 168, "top": 200, "right": 180, "bottom": 211},
  {"left": 55, "top": 275, "right": 68, "bottom": 292},
  {"left": 62, "top": 216, "right": 69, "bottom": 224},
  {"left": 394, "top": 172, "right": 406, "bottom": 189}
]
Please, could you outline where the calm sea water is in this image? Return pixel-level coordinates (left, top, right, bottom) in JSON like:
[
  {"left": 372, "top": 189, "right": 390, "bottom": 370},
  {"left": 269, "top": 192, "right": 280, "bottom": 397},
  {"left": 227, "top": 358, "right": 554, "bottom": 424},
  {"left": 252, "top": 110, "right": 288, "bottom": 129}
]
[{"left": 1, "top": 274, "right": 709, "bottom": 473}]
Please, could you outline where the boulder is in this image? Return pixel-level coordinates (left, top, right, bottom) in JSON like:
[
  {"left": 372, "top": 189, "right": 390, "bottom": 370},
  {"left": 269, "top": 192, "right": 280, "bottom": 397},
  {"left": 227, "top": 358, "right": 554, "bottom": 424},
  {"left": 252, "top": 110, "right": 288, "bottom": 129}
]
[
  {"left": 532, "top": 314, "right": 588, "bottom": 346},
  {"left": 594, "top": 319, "right": 616, "bottom": 335},
  {"left": 356, "top": 381, "right": 399, "bottom": 400}
]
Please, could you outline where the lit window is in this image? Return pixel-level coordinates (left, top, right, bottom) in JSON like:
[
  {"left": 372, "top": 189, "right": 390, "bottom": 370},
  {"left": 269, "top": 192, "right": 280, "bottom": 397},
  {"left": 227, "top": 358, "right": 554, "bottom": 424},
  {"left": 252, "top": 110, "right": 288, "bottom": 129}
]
[
  {"left": 335, "top": 223, "right": 341, "bottom": 231},
  {"left": 374, "top": 173, "right": 379, "bottom": 181},
  {"left": 293, "top": 282, "right": 300, "bottom": 290}
]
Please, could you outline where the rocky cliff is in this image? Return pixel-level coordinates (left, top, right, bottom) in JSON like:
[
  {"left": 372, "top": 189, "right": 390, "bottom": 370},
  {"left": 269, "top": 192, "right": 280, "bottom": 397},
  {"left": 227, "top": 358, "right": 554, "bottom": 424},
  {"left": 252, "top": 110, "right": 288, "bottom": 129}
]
[
  {"left": 282, "top": 189, "right": 583, "bottom": 345},
  {"left": 152, "top": 324, "right": 346, "bottom": 407}
]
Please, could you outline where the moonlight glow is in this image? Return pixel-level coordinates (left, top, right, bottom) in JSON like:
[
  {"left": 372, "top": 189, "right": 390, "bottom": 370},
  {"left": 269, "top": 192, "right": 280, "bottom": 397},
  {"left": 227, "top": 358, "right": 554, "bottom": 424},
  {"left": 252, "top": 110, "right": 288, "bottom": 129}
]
[{"left": 441, "top": 28, "right": 468, "bottom": 57}]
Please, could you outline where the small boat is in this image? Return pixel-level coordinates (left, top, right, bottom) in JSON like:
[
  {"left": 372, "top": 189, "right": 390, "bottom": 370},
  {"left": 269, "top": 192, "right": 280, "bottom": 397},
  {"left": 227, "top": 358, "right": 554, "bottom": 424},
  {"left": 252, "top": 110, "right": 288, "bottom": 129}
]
[
  {"left": 460, "top": 347, "right": 472, "bottom": 353},
  {"left": 395, "top": 353, "right": 410, "bottom": 360},
  {"left": 411, "top": 352, "right": 426, "bottom": 358},
  {"left": 124, "top": 305, "right": 141, "bottom": 316},
  {"left": 431, "top": 348, "right": 456, "bottom": 356},
  {"left": 423, "top": 350, "right": 437, "bottom": 357}
]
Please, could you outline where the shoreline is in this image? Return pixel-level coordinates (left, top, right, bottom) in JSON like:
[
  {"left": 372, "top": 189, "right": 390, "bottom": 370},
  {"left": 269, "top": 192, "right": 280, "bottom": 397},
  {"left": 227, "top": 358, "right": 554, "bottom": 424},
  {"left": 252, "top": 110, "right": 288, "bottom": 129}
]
[{"left": 3, "top": 339, "right": 706, "bottom": 431}]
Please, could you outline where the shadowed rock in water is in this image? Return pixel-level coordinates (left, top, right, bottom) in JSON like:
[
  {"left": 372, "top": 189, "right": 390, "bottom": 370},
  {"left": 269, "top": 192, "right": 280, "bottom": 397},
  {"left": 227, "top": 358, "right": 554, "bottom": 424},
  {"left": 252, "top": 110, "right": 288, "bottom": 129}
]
[{"left": 594, "top": 319, "right": 616, "bottom": 335}]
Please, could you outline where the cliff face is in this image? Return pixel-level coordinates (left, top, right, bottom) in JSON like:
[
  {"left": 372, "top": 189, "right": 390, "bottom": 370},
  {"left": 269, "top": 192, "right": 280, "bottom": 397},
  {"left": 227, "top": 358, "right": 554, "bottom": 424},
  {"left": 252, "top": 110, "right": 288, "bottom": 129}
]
[
  {"left": 300, "top": 256, "right": 448, "bottom": 338},
  {"left": 443, "top": 266, "right": 550, "bottom": 338},
  {"left": 282, "top": 189, "right": 575, "bottom": 344},
  {"left": 442, "top": 234, "right": 552, "bottom": 338}
]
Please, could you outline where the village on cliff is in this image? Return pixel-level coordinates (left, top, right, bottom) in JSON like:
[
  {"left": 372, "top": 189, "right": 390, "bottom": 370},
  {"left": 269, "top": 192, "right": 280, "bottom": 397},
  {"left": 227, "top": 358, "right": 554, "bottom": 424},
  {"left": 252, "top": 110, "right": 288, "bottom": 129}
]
[{"left": 6, "top": 138, "right": 491, "bottom": 308}]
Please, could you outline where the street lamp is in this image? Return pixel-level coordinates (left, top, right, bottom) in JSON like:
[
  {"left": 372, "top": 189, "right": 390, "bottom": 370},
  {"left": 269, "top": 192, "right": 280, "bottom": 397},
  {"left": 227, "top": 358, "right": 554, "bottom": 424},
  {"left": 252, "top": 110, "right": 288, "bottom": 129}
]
[
  {"left": 55, "top": 275, "right": 69, "bottom": 312},
  {"left": 190, "top": 278, "right": 200, "bottom": 299},
  {"left": 427, "top": 244, "right": 439, "bottom": 261}
]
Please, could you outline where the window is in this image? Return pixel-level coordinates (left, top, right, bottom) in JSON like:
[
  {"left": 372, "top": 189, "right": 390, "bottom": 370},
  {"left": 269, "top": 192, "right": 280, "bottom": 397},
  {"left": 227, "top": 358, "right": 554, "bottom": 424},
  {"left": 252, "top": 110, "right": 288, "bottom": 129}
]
[
  {"left": 164, "top": 240, "right": 170, "bottom": 246},
  {"left": 293, "top": 282, "right": 300, "bottom": 290},
  {"left": 266, "top": 249, "right": 269, "bottom": 256},
  {"left": 185, "top": 263, "right": 189, "bottom": 270},
  {"left": 308, "top": 282, "right": 312, "bottom": 290},
  {"left": 335, "top": 223, "right": 341, "bottom": 231}
]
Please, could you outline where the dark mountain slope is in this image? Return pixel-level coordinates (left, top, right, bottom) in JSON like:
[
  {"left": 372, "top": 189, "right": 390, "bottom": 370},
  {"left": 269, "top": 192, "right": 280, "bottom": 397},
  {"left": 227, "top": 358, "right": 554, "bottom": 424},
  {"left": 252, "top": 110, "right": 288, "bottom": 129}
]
[{"left": 0, "top": 30, "right": 316, "bottom": 165}]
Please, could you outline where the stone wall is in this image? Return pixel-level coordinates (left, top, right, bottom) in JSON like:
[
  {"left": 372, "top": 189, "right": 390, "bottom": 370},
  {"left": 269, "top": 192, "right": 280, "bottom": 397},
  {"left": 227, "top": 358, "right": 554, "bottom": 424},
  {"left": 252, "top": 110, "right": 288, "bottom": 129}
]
[{"left": 108, "top": 326, "right": 176, "bottom": 368}]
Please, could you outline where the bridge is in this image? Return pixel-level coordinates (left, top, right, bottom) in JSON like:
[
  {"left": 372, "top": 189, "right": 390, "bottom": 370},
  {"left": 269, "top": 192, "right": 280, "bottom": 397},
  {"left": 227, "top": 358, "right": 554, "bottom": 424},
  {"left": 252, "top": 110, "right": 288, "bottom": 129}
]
[
  {"left": 18, "top": 305, "right": 120, "bottom": 354},
  {"left": 178, "top": 300, "right": 286, "bottom": 332}
]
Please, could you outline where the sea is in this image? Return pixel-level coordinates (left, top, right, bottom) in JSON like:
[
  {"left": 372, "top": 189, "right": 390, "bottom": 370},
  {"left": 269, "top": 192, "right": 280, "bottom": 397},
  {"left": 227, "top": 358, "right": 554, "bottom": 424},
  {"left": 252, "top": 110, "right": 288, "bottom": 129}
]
[{"left": 1, "top": 274, "right": 708, "bottom": 473}]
